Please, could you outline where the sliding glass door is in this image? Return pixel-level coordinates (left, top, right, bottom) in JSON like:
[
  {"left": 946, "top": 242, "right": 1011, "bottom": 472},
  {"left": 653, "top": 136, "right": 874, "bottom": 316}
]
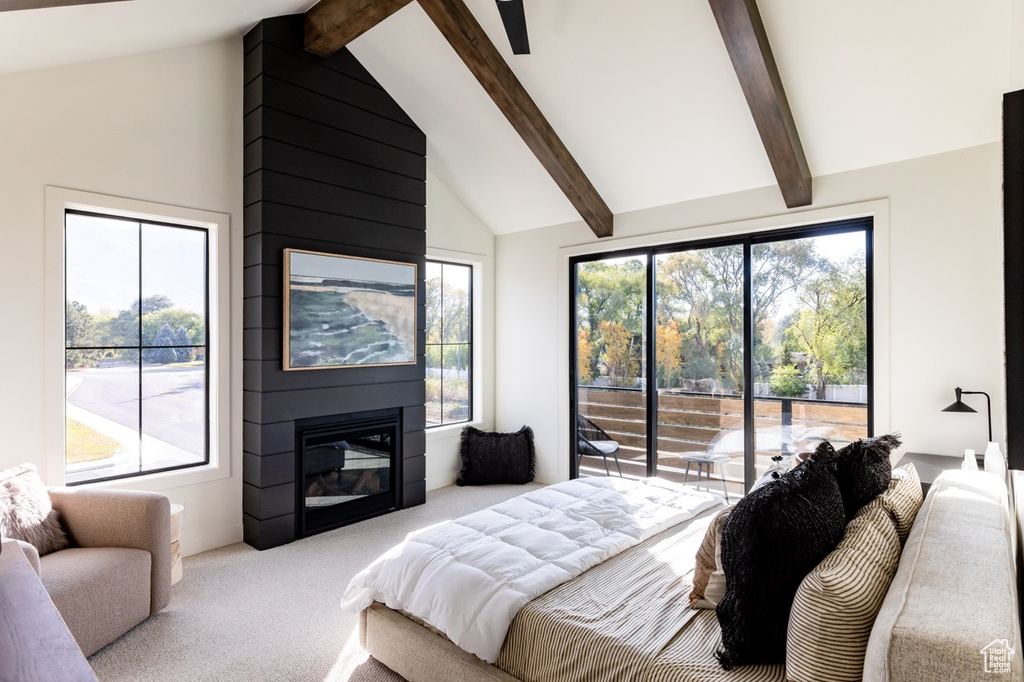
[
  {"left": 654, "top": 245, "right": 745, "bottom": 499},
  {"left": 751, "top": 232, "right": 869, "bottom": 480},
  {"left": 574, "top": 256, "right": 647, "bottom": 478},
  {"left": 570, "top": 219, "right": 871, "bottom": 494}
]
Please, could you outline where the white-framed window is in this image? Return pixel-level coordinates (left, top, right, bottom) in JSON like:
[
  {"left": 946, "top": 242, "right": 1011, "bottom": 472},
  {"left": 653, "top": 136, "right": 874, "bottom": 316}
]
[
  {"left": 46, "top": 188, "right": 230, "bottom": 488},
  {"left": 425, "top": 258, "right": 473, "bottom": 427}
]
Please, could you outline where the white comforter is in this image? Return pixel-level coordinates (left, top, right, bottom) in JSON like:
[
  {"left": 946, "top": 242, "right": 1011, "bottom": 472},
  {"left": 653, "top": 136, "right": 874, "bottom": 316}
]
[{"left": 341, "top": 476, "right": 721, "bottom": 663}]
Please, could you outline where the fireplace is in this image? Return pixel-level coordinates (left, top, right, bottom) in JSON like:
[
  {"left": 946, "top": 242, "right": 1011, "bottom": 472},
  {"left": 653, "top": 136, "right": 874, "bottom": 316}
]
[{"left": 295, "top": 408, "right": 403, "bottom": 538}]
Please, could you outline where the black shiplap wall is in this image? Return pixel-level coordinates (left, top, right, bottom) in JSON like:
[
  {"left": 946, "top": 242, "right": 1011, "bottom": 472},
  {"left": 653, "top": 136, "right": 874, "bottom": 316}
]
[{"left": 242, "top": 15, "right": 427, "bottom": 550}]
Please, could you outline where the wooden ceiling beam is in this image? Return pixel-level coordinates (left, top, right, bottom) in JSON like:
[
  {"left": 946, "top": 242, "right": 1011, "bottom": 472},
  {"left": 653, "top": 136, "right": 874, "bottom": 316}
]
[
  {"left": 0, "top": 0, "right": 132, "bottom": 11},
  {"left": 417, "top": 0, "right": 613, "bottom": 237},
  {"left": 305, "top": 0, "right": 613, "bottom": 237},
  {"left": 305, "top": 0, "right": 413, "bottom": 58},
  {"left": 708, "top": 0, "right": 811, "bottom": 208}
]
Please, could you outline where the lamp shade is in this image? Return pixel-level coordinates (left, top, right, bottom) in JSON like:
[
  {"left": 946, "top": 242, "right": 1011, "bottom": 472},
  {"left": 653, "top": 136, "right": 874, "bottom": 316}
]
[
  {"left": 942, "top": 400, "right": 977, "bottom": 413},
  {"left": 942, "top": 387, "right": 978, "bottom": 413},
  {"left": 941, "top": 386, "right": 992, "bottom": 443}
]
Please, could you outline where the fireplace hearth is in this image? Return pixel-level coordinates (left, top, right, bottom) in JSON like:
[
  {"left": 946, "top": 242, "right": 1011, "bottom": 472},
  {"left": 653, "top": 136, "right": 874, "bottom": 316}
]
[{"left": 296, "top": 409, "right": 403, "bottom": 538}]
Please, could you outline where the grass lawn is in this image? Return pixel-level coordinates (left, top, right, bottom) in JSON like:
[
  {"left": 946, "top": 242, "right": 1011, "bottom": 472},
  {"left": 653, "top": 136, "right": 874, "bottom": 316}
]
[{"left": 66, "top": 418, "right": 120, "bottom": 464}]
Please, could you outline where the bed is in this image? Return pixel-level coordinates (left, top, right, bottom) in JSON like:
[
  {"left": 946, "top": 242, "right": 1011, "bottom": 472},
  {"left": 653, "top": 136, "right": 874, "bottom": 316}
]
[{"left": 344, "top": 467, "right": 1024, "bottom": 682}]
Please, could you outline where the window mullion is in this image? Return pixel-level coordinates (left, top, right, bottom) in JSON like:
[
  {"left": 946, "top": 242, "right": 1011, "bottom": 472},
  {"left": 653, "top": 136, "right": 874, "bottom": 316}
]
[
  {"left": 439, "top": 265, "right": 445, "bottom": 425},
  {"left": 138, "top": 221, "right": 144, "bottom": 475},
  {"left": 742, "top": 240, "right": 755, "bottom": 492},
  {"left": 645, "top": 252, "right": 657, "bottom": 478}
]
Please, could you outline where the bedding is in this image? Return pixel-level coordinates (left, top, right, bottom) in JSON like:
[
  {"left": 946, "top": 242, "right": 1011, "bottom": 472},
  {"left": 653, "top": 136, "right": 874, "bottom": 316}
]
[
  {"left": 342, "top": 476, "right": 721, "bottom": 663},
  {"left": 497, "top": 504, "right": 784, "bottom": 682},
  {"left": 357, "top": 465, "right": 1017, "bottom": 682}
]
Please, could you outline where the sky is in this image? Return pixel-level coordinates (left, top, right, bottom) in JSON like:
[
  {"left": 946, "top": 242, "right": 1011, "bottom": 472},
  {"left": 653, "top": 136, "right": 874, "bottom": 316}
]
[
  {"left": 65, "top": 213, "right": 207, "bottom": 315},
  {"left": 289, "top": 249, "right": 415, "bottom": 285}
]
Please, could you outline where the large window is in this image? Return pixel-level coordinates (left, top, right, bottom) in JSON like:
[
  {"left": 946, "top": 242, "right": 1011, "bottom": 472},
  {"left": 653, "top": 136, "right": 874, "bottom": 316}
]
[
  {"left": 63, "top": 211, "right": 210, "bottom": 484},
  {"left": 425, "top": 260, "right": 472, "bottom": 427},
  {"left": 572, "top": 219, "right": 871, "bottom": 495}
]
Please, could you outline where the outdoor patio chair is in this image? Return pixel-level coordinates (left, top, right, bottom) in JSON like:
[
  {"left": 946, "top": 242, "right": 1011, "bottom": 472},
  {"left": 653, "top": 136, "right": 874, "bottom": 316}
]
[{"left": 576, "top": 414, "right": 622, "bottom": 477}]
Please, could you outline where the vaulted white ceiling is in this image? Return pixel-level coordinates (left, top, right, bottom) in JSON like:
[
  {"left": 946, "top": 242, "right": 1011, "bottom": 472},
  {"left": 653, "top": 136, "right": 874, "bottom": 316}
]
[{"left": 0, "top": 0, "right": 1018, "bottom": 234}]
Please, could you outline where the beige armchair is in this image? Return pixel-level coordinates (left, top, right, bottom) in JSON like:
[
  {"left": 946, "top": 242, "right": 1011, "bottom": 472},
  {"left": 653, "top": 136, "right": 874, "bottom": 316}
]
[{"left": 17, "top": 487, "right": 172, "bottom": 657}]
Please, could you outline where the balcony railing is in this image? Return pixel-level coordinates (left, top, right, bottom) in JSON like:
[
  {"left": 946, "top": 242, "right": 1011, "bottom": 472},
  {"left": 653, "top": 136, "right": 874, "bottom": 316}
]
[{"left": 577, "top": 386, "right": 868, "bottom": 497}]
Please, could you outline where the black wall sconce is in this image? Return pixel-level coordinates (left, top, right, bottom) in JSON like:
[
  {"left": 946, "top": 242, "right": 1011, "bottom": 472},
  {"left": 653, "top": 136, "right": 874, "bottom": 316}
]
[{"left": 941, "top": 386, "right": 992, "bottom": 443}]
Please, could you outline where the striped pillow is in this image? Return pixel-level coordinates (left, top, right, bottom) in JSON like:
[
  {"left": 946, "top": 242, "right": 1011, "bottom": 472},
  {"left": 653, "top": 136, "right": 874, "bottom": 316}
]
[
  {"left": 689, "top": 505, "right": 732, "bottom": 609},
  {"left": 875, "top": 462, "right": 923, "bottom": 543},
  {"left": 785, "top": 504, "right": 901, "bottom": 682}
]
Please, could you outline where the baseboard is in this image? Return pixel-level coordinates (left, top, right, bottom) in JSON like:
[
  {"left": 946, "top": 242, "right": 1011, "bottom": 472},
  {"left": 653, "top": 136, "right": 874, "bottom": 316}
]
[
  {"left": 426, "top": 472, "right": 457, "bottom": 491},
  {"left": 533, "top": 468, "right": 565, "bottom": 485},
  {"left": 180, "top": 524, "right": 244, "bottom": 557}
]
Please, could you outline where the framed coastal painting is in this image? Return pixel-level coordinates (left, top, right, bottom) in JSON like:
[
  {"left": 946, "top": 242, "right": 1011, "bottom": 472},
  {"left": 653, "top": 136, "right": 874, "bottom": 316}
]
[{"left": 283, "top": 249, "right": 418, "bottom": 370}]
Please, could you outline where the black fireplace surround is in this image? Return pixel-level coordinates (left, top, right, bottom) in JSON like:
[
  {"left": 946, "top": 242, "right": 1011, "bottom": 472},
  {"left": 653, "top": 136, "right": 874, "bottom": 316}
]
[
  {"left": 296, "top": 409, "right": 403, "bottom": 538},
  {"left": 241, "top": 15, "right": 427, "bottom": 551}
]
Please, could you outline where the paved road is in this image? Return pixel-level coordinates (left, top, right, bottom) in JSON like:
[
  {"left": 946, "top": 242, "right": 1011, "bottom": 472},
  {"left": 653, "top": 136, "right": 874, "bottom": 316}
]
[{"left": 67, "top": 365, "right": 205, "bottom": 456}]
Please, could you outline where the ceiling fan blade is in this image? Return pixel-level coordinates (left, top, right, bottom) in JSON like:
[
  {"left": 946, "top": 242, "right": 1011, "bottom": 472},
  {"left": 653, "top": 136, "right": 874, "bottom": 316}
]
[
  {"left": 495, "top": 0, "right": 530, "bottom": 55},
  {"left": 0, "top": 0, "right": 132, "bottom": 12}
]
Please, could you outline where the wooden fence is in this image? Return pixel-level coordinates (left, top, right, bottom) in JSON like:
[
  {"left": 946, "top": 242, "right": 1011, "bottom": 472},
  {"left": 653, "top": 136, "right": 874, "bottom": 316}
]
[{"left": 580, "top": 387, "right": 868, "bottom": 472}]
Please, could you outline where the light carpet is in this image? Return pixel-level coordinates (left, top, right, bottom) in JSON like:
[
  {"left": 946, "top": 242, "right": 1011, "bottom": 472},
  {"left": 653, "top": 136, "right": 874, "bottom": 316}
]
[{"left": 88, "top": 483, "right": 543, "bottom": 682}]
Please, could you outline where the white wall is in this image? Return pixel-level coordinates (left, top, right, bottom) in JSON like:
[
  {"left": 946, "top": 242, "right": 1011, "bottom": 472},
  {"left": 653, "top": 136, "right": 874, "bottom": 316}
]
[
  {"left": 424, "top": 165, "right": 496, "bottom": 489},
  {"left": 495, "top": 143, "right": 1004, "bottom": 482},
  {"left": 0, "top": 39, "right": 245, "bottom": 556}
]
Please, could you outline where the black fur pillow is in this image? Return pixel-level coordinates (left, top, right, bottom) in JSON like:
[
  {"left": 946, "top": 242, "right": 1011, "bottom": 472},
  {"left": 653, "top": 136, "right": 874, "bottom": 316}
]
[
  {"left": 820, "top": 434, "right": 902, "bottom": 519},
  {"left": 715, "top": 453, "right": 846, "bottom": 669},
  {"left": 457, "top": 426, "right": 535, "bottom": 486}
]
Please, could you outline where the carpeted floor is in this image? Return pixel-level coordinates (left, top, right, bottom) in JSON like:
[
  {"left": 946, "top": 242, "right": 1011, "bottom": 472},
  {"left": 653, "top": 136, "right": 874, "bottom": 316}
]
[{"left": 88, "top": 483, "right": 543, "bottom": 681}]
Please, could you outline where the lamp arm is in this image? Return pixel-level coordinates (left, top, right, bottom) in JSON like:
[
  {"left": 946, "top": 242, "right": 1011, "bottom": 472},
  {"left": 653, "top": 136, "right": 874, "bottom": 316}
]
[{"left": 963, "top": 390, "right": 993, "bottom": 442}]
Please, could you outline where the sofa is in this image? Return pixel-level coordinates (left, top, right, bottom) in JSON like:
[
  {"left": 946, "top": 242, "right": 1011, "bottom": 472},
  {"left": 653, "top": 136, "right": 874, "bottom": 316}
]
[
  {"left": 16, "top": 487, "right": 172, "bottom": 657},
  {"left": 864, "top": 468, "right": 1022, "bottom": 681},
  {"left": 357, "top": 467, "right": 1023, "bottom": 681}
]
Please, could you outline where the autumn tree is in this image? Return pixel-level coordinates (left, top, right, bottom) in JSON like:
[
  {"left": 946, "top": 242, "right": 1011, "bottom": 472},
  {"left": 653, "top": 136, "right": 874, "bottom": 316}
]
[
  {"left": 599, "top": 321, "right": 640, "bottom": 387},
  {"left": 577, "top": 259, "right": 645, "bottom": 383},
  {"left": 655, "top": 320, "right": 683, "bottom": 386},
  {"left": 577, "top": 329, "right": 595, "bottom": 385}
]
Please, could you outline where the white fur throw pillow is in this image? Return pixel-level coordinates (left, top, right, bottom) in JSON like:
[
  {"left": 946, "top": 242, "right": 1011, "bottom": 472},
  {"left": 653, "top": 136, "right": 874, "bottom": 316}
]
[{"left": 0, "top": 464, "right": 68, "bottom": 555}]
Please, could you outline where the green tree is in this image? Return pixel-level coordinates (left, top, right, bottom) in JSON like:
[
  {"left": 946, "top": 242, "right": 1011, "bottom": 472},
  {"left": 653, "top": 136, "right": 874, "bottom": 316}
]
[
  {"left": 681, "top": 354, "right": 717, "bottom": 381},
  {"left": 104, "top": 295, "right": 175, "bottom": 347},
  {"left": 145, "top": 323, "right": 178, "bottom": 365},
  {"left": 65, "top": 300, "right": 94, "bottom": 368},
  {"left": 142, "top": 309, "right": 204, "bottom": 348},
  {"left": 654, "top": 241, "right": 817, "bottom": 393},
  {"left": 769, "top": 365, "right": 810, "bottom": 397},
  {"left": 426, "top": 269, "right": 470, "bottom": 374},
  {"left": 785, "top": 257, "right": 867, "bottom": 398}
]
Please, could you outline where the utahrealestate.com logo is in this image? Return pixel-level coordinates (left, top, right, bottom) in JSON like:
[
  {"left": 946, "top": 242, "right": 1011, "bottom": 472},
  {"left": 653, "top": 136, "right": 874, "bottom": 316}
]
[{"left": 981, "top": 639, "right": 1015, "bottom": 674}]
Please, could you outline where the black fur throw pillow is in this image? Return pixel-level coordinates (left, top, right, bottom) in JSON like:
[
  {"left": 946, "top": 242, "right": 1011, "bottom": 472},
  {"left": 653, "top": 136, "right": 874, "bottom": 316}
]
[
  {"left": 715, "top": 453, "right": 846, "bottom": 669},
  {"left": 457, "top": 426, "right": 535, "bottom": 486},
  {"left": 825, "top": 433, "right": 902, "bottom": 519}
]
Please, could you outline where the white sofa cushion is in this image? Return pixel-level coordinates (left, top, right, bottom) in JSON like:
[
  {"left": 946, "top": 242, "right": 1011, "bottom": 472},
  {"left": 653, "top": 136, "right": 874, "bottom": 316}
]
[{"left": 863, "top": 470, "right": 1022, "bottom": 682}]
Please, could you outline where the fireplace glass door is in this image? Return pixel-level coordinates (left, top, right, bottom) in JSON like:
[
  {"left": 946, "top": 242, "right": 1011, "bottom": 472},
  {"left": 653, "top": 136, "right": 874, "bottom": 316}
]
[{"left": 297, "top": 411, "right": 400, "bottom": 536}]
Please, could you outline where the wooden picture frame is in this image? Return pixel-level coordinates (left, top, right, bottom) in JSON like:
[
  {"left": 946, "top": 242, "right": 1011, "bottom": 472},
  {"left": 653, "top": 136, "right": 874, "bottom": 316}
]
[{"left": 283, "top": 248, "right": 418, "bottom": 370}]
